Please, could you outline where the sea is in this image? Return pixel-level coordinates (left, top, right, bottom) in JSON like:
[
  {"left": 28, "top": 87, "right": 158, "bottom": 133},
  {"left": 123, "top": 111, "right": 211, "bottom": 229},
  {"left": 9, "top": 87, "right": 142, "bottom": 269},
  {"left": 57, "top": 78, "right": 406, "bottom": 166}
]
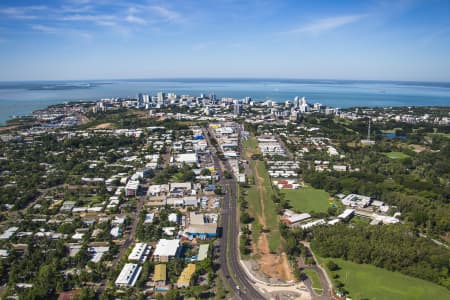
[{"left": 1, "top": 78, "right": 450, "bottom": 125}]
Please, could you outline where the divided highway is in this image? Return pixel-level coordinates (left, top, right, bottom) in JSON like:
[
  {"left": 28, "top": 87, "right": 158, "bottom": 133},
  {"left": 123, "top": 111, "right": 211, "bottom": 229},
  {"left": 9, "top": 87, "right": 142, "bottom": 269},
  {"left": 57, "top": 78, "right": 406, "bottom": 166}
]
[{"left": 204, "top": 127, "right": 265, "bottom": 300}]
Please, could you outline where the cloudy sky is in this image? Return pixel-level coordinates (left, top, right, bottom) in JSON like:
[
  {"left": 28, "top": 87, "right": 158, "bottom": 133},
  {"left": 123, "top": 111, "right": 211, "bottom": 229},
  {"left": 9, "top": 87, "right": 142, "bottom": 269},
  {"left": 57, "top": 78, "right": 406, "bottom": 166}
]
[{"left": 0, "top": 0, "right": 449, "bottom": 81}]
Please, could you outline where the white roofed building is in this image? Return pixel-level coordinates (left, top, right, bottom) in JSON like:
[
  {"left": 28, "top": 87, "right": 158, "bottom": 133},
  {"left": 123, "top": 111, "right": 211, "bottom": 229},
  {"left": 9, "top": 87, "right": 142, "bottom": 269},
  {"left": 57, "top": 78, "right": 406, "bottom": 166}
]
[
  {"left": 301, "top": 219, "right": 326, "bottom": 230},
  {"left": 281, "top": 210, "right": 311, "bottom": 225},
  {"left": 115, "top": 263, "right": 142, "bottom": 287},
  {"left": 128, "top": 243, "right": 151, "bottom": 263},
  {"left": 341, "top": 194, "right": 371, "bottom": 208},
  {"left": 125, "top": 180, "right": 139, "bottom": 197},
  {"left": 175, "top": 153, "right": 198, "bottom": 164},
  {"left": 153, "top": 239, "right": 180, "bottom": 262},
  {"left": 337, "top": 209, "right": 355, "bottom": 221}
]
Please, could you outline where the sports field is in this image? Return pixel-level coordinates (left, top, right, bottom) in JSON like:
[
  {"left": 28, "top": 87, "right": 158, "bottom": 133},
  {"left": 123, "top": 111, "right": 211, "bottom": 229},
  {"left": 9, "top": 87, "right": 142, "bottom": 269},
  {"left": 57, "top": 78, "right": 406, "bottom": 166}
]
[
  {"left": 282, "top": 187, "right": 330, "bottom": 213},
  {"left": 322, "top": 258, "right": 450, "bottom": 300}
]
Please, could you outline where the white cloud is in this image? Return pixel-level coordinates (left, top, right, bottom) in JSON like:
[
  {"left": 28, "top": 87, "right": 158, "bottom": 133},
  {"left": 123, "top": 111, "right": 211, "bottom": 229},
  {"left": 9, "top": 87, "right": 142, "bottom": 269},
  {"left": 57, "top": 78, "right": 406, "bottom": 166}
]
[
  {"left": 289, "top": 14, "right": 366, "bottom": 34},
  {"left": 0, "top": 5, "right": 47, "bottom": 20},
  {"left": 2, "top": 2, "right": 184, "bottom": 39},
  {"left": 31, "top": 24, "right": 92, "bottom": 39},
  {"left": 60, "top": 13, "right": 119, "bottom": 27},
  {"left": 126, "top": 15, "right": 147, "bottom": 25},
  {"left": 69, "top": 0, "right": 92, "bottom": 4},
  {"left": 31, "top": 24, "right": 58, "bottom": 33},
  {"left": 61, "top": 14, "right": 114, "bottom": 22},
  {"left": 150, "top": 5, "right": 182, "bottom": 23}
]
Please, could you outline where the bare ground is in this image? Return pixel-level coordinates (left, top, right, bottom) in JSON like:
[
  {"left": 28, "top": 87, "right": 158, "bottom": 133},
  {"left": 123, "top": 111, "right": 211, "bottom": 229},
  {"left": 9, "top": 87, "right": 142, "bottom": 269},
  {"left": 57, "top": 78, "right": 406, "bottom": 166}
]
[
  {"left": 257, "top": 233, "right": 295, "bottom": 281},
  {"left": 0, "top": 125, "right": 18, "bottom": 132},
  {"left": 409, "top": 144, "right": 429, "bottom": 153},
  {"left": 92, "top": 122, "right": 114, "bottom": 129}
]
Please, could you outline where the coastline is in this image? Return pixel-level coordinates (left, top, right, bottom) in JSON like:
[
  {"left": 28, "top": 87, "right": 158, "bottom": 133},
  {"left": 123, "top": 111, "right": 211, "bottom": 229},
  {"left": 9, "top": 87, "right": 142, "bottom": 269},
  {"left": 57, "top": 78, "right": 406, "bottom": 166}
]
[{"left": 1, "top": 78, "right": 450, "bottom": 125}]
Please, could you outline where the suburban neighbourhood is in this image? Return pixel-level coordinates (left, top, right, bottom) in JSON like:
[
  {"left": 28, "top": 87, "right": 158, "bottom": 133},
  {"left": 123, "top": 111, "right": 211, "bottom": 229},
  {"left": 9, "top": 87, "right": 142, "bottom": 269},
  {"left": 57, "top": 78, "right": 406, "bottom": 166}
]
[{"left": 0, "top": 92, "right": 449, "bottom": 300}]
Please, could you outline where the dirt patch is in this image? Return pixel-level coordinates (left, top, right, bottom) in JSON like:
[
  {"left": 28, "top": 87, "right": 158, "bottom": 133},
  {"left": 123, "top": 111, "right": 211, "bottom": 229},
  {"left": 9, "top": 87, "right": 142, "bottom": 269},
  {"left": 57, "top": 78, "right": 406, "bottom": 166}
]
[
  {"left": 258, "top": 252, "right": 294, "bottom": 281},
  {"left": 258, "top": 232, "right": 270, "bottom": 253},
  {"left": 409, "top": 144, "right": 429, "bottom": 153},
  {"left": 279, "top": 253, "right": 295, "bottom": 281},
  {"left": 255, "top": 233, "right": 294, "bottom": 281},
  {"left": 441, "top": 234, "right": 450, "bottom": 243},
  {"left": 92, "top": 122, "right": 114, "bottom": 129},
  {"left": 0, "top": 125, "right": 18, "bottom": 132}
]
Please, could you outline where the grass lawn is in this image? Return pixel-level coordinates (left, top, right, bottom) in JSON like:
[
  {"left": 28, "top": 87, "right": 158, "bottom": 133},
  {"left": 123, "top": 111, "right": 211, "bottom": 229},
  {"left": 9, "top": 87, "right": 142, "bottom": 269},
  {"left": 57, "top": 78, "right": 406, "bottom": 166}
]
[
  {"left": 303, "top": 269, "right": 323, "bottom": 294},
  {"left": 320, "top": 258, "right": 450, "bottom": 300},
  {"left": 80, "top": 195, "right": 104, "bottom": 205},
  {"left": 381, "top": 128, "right": 402, "bottom": 134},
  {"left": 282, "top": 188, "right": 330, "bottom": 213},
  {"left": 246, "top": 184, "right": 262, "bottom": 244},
  {"left": 242, "top": 136, "right": 259, "bottom": 152},
  {"left": 255, "top": 160, "right": 280, "bottom": 252},
  {"left": 384, "top": 151, "right": 410, "bottom": 160},
  {"left": 349, "top": 216, "right": 371, "bottom": 225}
]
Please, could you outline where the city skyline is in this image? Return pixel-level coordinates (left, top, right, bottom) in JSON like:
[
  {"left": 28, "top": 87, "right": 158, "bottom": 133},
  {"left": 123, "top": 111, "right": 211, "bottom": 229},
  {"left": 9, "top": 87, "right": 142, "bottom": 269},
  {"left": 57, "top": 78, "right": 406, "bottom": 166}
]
[{"left": 1, "top": 0, "right": 450, "bottom": 81}]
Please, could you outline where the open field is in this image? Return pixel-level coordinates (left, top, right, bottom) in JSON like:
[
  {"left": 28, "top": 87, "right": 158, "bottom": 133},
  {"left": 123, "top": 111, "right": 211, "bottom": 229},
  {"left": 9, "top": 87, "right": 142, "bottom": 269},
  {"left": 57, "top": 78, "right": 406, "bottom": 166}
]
[
  {"left": 242, "top": 136, "right": 259, "bottom": 152},
  {"left": 282, "top": 188, "right": 330, "bottom": 213},
  {"left": 92, "top": 122, "right": 115, "bottom": 129},
  {"left": 241, "top": 135, "right": 293, "bottom": 280},
  {"left": 303, "top": 269, "right": 323, "bottom": 294},
  {"left": 320, "top": 257, "right": 450, "bottom": 300},
  {"left": 384, "top": 151, "right": 410, "bottom": 159},
  {"left": 246, "top": 160, "right": 280, "bottom": 252},
  {"left": 246, "top": 182, "right": 262, "bottom": 244},
  {"left": 381, "top": 128, "right": 402, "bottom": 133},
  {"left": 242, "top": 136, "right": 280, "bottom": 253}
]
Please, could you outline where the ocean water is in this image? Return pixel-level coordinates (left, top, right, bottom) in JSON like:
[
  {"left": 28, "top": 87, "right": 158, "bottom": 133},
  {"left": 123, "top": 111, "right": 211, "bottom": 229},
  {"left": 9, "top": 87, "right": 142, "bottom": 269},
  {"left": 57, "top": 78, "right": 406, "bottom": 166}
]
[{"left": 0, "top": 78, "right": 450, "bottom": 125}]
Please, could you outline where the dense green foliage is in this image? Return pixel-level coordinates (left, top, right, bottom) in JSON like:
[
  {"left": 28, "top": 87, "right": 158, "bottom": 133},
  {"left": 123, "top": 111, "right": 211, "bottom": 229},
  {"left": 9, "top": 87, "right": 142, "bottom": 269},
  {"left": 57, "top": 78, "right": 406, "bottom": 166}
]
[
  {"left": 303, "top": 139, "right": 450, "bottom": 233},
  {"left": 321, "top": 257, "right": 450, "bottom": 300},
  {"left": 311, "top": 224, "right": 450, "bottom": 288}
]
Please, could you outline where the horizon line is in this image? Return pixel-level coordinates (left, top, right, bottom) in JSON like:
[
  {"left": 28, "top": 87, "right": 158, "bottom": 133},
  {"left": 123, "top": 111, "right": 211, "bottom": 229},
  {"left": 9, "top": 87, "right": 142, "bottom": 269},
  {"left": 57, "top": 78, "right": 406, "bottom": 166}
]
[{"left": 0, "top": 76, "right": 450, "bottom": 84}]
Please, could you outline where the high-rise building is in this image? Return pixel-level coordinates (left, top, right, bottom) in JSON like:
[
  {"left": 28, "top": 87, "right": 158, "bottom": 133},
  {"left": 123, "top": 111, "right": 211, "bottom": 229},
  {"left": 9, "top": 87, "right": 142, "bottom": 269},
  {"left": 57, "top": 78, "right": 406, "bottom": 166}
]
[
  {"left": 300, "top": 97, "right": 309, "bottom": 113},
  {"left": 143, "top": 94, "right": 150, "bottom": 103},
  {"left": 294, "top": 96, "right": 300, "bottom": 108},
  {"left": 137, "top": 93, "right": 150, "bottom": 109},
  {"left": 290, "top": 109, "right": 299, "bottom": 121},
  {"left": 156, "top": 92, "right": 166, "bottom": 107},
  {"left": 313, "top": 103, "right": 322, "bottom": 111},
  {"left": 233, "top": 100, "right": 243, "bottom": 116},
  {"left": 157, "top": 92, "right": 165, "bottom": 102},
  {"left": 137, "top": 93, "right": 144, "bottom": 109},
  {"left": 285, "top": 100, "right": 292, "bottom": 108},
  {"left": 167, "top": 92, "right": 177, "bottom": 100}
]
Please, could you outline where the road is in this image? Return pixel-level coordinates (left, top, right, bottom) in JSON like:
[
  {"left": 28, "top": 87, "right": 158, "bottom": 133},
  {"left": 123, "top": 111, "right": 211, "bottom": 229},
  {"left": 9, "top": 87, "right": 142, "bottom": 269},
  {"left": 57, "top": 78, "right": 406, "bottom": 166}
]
[
  {"left": 97, "top": 189, "right": 146, "bottom": 294},
  {"left": 204, "top": 126, "right": 265, "bottom": 300},
  {"left": 301, "top": 242, "right": 333, "bottom": 300},
  {"left": 275, "top": 135, "right": 294, "bottom": 160}
]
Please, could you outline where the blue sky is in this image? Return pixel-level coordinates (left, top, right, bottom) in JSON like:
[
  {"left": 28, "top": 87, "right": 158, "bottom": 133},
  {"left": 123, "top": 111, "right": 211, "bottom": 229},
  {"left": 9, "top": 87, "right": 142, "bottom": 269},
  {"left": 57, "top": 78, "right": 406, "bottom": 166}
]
[{"left": 0, "top": 0, "right": 450, "bottom": 81}]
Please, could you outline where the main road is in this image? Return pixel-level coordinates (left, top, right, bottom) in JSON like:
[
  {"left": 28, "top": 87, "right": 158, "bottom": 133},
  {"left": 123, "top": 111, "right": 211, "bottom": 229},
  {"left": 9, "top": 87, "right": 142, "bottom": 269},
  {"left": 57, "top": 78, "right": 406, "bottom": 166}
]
[{"left": 204, "top": 126, "right": 265, "bottom": 300}]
